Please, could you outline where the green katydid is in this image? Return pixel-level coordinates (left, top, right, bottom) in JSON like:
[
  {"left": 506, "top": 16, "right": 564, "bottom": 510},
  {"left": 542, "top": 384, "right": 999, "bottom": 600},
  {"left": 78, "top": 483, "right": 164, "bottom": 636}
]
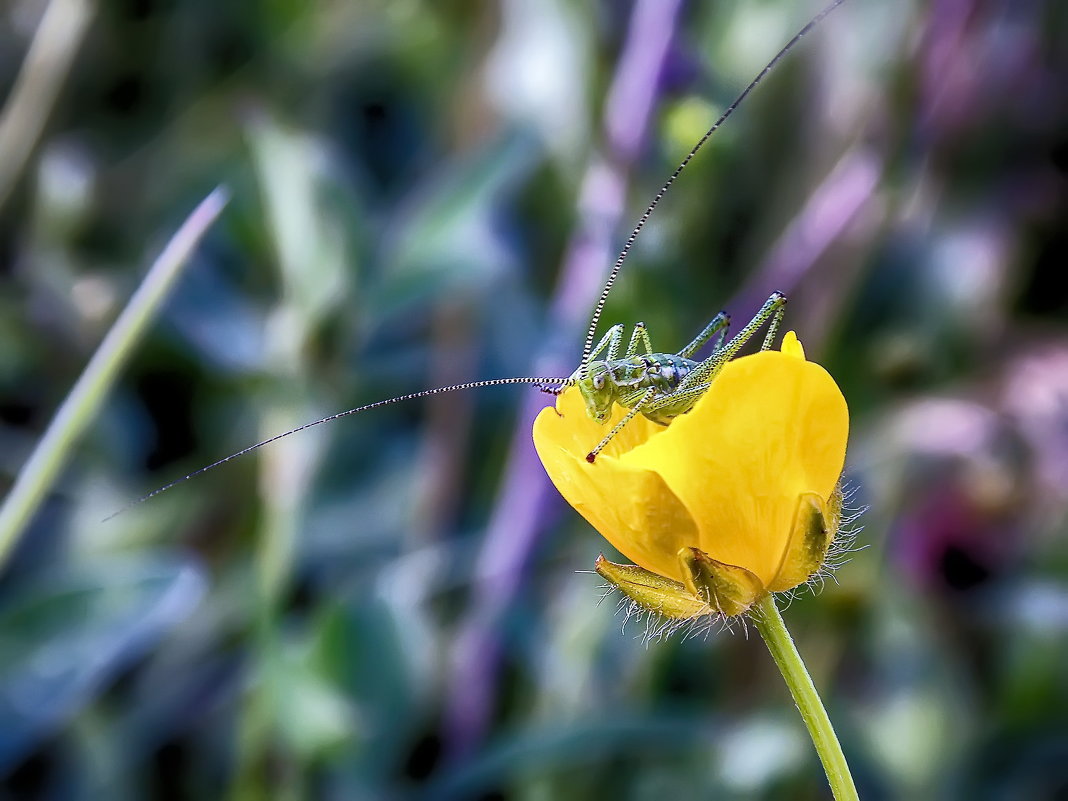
[
  {"left": 568, "top": 290, "right": 786, "bottom": 462},
  {"left": 110, "top": 0, "right": 844, "bottom": 518}
]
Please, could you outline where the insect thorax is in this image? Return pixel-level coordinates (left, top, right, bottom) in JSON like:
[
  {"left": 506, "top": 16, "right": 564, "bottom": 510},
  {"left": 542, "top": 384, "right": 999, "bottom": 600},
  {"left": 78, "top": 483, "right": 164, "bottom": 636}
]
[{"left": 574, "top": 353, "right": 699, "bottom": 425}]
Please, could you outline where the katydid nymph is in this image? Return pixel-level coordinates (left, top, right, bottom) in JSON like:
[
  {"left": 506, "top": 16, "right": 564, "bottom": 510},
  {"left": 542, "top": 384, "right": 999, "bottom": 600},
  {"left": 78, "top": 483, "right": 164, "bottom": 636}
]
[
  {"left": 110, "top": 0, "right": 844, "bottom": 519},
  {"left": 570, "top": 290, "right": 786, "bottom": 462}
]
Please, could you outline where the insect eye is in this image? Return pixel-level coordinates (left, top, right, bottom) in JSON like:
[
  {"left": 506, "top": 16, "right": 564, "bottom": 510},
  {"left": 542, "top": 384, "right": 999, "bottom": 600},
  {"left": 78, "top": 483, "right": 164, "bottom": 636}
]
[{"left": 592, "top": 373, "right": 606, "bottom": 390}]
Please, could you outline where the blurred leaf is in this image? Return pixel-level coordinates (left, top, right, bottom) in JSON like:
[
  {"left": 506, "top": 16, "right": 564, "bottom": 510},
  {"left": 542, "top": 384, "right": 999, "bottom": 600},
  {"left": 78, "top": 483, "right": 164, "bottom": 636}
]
[
  {"left": 165, "top": 259, "right": 268, "bottom": 373},
  {"left": 266, "top": 640, "right": 359, "bottom": 762},
  {"left": 484, "top": 0, "right": 592, "bottom": 161},
  {"left": 0, "top": 554, "right": 206, "bottom": 771},
  {"left": 247, "top": 114, "right": 351, "bottom": 327},
  {"left": 312, "top": 594, "right": 420, "bottom": 781},
  {"left": 375, "top": 131, "right": 542, "bottom": 319},
  {"left": 425, "top": 715, "right": 721, "bottom": 800}
]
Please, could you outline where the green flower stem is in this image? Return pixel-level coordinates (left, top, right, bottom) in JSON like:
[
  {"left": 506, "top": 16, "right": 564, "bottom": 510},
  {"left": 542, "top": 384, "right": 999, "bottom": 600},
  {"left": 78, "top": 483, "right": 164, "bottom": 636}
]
[
  {"left": 0, "top": 187, "right": 229, "bottom": 567},
  {"left": 751, "top": 592, "right": 859, "bottom": 801}
]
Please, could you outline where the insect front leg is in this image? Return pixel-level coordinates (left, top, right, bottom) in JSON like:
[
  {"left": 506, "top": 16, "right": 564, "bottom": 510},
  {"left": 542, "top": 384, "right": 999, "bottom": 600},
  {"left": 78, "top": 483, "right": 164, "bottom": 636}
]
[
  {"left": 677, "top": 311, "right": 731, "bottom": 359},
  {"left": 586, "top": 387, "right": 658, "bottom": 463},
  {"left": 536, "top": 382, "right": 567, "bottom": 395},
  {"left": 586, "top": 324, "right": 626, "bottom": 362},
  {"left": 624, "top": 322, "right": 654, "bottom": 357}
]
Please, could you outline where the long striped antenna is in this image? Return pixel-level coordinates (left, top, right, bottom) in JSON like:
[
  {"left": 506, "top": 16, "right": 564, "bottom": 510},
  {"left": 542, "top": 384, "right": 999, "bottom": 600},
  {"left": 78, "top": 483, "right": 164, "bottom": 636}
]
[
  {"left": 579, "top": 0, "right": 847, "bottom": 373},
  {"left": 106, "top": 376, "right": 573, "bottom": 521}
]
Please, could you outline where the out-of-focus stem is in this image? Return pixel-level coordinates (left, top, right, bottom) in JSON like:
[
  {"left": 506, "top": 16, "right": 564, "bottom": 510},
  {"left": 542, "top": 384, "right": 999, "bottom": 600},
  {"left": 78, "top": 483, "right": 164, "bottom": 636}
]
[{"left": 0, "top": 0, "right": 94, "bottom": 210}]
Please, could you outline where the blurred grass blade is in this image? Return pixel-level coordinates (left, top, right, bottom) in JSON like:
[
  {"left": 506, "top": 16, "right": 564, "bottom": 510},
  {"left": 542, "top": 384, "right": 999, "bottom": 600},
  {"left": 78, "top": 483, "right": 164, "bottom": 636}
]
[
  {"left": 0, "top": 0, "right": 94, "bottom": 211},
  {"left": 0, "top": 187, "right": 230, "bottom": 566}
]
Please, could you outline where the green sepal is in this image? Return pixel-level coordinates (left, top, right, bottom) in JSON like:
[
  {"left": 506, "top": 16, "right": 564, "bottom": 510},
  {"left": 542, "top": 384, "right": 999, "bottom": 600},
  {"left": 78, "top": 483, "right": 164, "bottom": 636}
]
[
  {"left": 595, "top": 554, "right": 710, "bottom": 620},
  {"left": 767, "top": 491, "right": 837, "bottom": 592},
  {"left": 677, "top": 547, "right": 766, "bottom": 617}
]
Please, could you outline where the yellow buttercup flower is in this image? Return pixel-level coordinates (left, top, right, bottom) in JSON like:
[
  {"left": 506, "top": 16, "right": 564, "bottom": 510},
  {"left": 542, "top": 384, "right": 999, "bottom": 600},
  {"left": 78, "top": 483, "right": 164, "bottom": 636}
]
[{"left": 533, "top": 331, "right": 848, "bottom": 618}]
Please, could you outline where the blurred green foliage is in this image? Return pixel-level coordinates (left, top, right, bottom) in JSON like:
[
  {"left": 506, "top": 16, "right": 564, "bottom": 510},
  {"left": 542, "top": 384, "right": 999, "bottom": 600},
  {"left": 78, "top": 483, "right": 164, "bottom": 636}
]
[{"left": 1, "top": 0, "right": 1067, "bottom": 799}]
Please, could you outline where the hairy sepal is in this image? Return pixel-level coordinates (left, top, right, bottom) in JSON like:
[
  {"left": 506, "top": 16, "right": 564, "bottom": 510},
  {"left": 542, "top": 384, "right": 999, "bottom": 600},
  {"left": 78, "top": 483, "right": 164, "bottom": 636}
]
[
  {"left": 595, "top": 555, "right": 710, "bottom": 620},
  {"left": 767, "top": 490, "right": 839, "bottom": 592},
  {"left": 678, "top": 547, "right": 766, "bottom": 617}
]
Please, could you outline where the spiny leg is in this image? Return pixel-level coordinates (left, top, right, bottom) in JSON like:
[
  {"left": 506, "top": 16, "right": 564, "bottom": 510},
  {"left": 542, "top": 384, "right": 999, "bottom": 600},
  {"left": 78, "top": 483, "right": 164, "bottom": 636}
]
[
  {"left": 635, "top": 294, "right": 783, "bottom": 419},
  {"left": 579, "top": 325, "right": 625, "bottom": 380},
  {"left": 586, "top": 387, "right": 657, "bottom": 463},
  {"left": 724, "top": 291, "right": 786, "bottom": 358},
  {"left": 643, "top": 382, "right": 710, "bottom": 417},
  {"left": 617, "top": 384, "right": 659, "bottom": 407},
  {"left": 596, "top": 324, "right": 626, "bottom": 361},
  {"left": 583, "top": 325, "right": 626, "bottom": 368},
  {"left": 624, "top": 322, "right": 654, "bottom": 357},
  {"left": 760, "top": 295, "right": 786, "bottom": 351},
  {"left": 678, "top": 311, "right": 730, "bottom": 359},
  {"left": 675, "top": 292, "right": 786, "bottom": 393},
  {"left": 712, "top": 316, "right": 731, "bottom": 352}
]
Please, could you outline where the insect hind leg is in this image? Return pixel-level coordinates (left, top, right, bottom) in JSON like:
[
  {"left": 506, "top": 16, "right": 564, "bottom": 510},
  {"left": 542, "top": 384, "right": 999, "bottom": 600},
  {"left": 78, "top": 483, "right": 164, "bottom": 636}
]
[
  {"left": 759, "top": 294, "right": 786, "bottom": 351},
  {"left": 644, "top": 382, "right": 711, "bottom": 417},
  {"left": 724, "top": 292, "right": 786, "bottom": 358},
  {"left": 675, "top": 292, "right": 787, "bottom": 393},
  {"left": 678, "top": 311, "right": 731, "bottom": 359}
]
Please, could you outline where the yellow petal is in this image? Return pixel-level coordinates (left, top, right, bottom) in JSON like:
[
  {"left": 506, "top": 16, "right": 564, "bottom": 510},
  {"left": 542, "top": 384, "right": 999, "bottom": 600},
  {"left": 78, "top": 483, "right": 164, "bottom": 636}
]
[
  {"left": 781, "top": 330, "right": 806, "bottom": 360},
  {"left": 625, "top": 351, "right": 848, "bottom": 587},
  {"left": 533, "top": 390, "right": 697, "bottom": 581},
  {"left": 532, "top": 384, "right": 663, "bottom": 461}
]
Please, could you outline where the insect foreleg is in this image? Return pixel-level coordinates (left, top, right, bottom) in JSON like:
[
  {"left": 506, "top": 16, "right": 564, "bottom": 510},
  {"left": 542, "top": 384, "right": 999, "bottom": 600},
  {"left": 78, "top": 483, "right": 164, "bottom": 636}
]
[
  {"left": 624, "top": 322, "right": 654, "bottom": 358},
  {"left": 587, "top": 324, "right": 627, "bottom": 363},
  {"left": 586, "top": 387, "right": 658, "bottom": 463},
  {"left": 536, "top": 381, "right": 570, "bottom": 396},
  {"left": 678, "top": 311, "right": 731, "bottom": 359}
]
